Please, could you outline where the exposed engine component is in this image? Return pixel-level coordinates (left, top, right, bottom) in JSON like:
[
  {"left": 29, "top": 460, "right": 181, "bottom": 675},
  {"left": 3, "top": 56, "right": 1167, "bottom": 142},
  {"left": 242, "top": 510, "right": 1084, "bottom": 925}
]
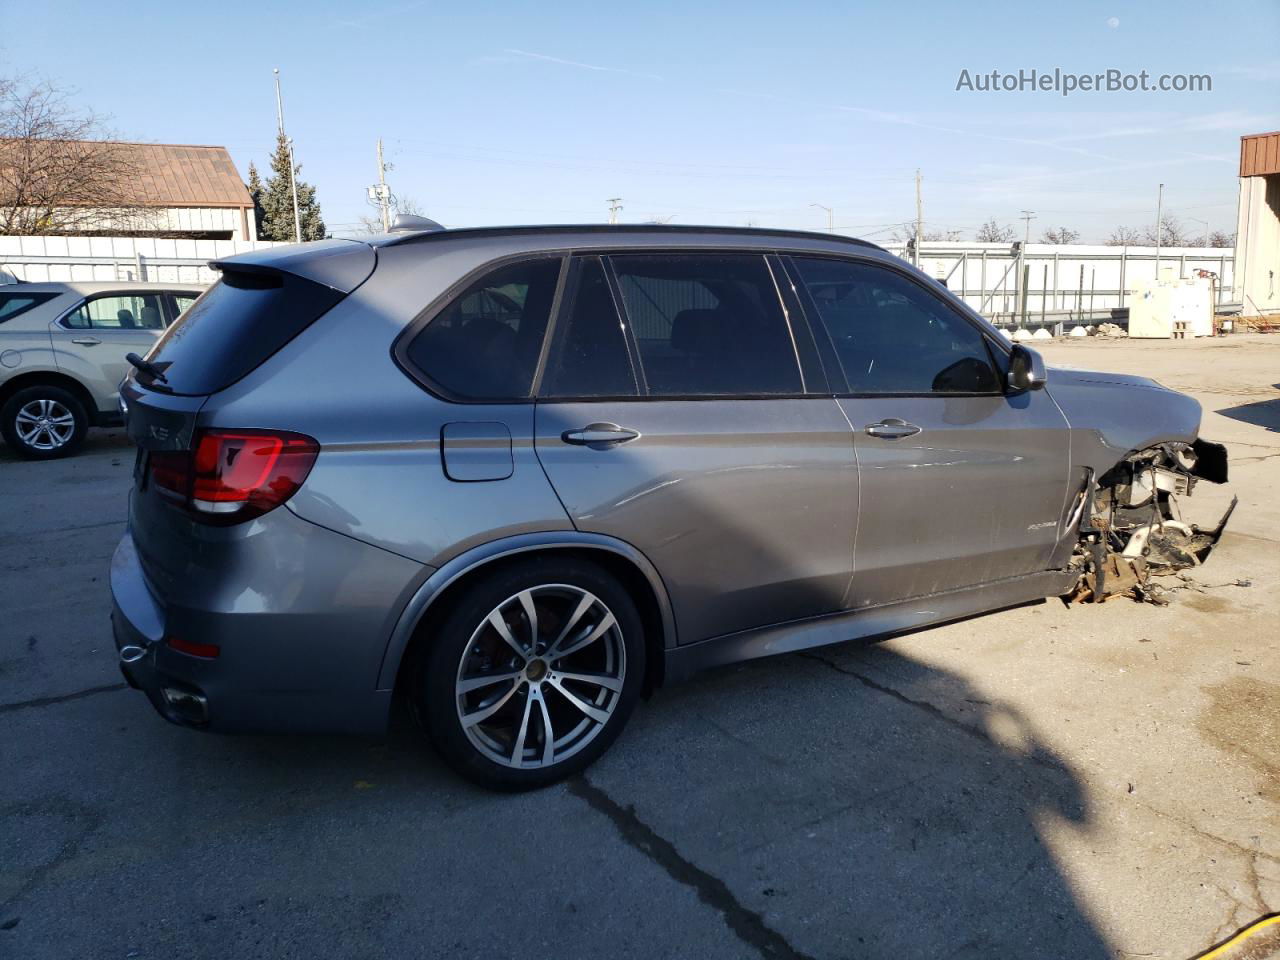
[{"left": 1067, "top": 440, "right": 1235, "bottom": 604}]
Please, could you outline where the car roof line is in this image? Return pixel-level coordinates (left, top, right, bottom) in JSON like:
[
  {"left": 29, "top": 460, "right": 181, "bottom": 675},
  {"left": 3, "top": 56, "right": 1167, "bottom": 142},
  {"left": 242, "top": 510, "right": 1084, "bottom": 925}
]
[{"left": 378, "top": 223, "right": 883, "bottom": 251}]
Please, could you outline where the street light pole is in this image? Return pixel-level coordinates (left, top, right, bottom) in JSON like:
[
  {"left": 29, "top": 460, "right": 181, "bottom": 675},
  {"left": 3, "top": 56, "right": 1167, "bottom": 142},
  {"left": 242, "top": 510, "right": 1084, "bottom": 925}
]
[
  {"left": 810, "top": 203, "right": 833, "bottom": 233},
  {"left": 1154, "top": 182, "right": 1164, "bottom": 277},
  {"left": 273, "top": 68, "right": 285, "bottom": 135},
  {"left": 1188, "top": 218, "right": 1209, "bottom": 247},
  {"left": 287, "top": 137, "right": 302, "bottom": 243}
]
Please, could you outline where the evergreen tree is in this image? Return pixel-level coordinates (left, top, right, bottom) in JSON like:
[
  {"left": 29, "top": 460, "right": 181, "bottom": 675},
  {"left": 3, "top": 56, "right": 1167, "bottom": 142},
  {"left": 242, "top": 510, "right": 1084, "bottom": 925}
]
[
  {"left": 245, "top": 162, "right": 266, "bottom": 239},
  {"left": 260, "top": 132, "right": 326, "bottom": 241}
]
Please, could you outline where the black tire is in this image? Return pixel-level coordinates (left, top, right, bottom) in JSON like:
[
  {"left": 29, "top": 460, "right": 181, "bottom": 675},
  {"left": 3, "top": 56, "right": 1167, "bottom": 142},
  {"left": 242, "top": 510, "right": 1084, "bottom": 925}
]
[
  {"left": 1, "top": 384, "right": 89, "bottom": 460},
  {"left": 419, "top": 556, "right": 646, "bottom": 791}
]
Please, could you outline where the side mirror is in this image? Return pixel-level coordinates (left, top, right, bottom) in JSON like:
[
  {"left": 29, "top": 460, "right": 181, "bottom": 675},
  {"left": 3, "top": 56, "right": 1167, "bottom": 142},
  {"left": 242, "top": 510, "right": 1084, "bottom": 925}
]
[{"left": 1008, "top": 344, "right": 1047, "bottom": 392}]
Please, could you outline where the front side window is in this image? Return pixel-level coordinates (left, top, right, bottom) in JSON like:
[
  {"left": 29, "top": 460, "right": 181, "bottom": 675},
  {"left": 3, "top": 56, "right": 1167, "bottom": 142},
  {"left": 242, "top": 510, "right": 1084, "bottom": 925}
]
[
  {"left": 404, "top": 258, "right": 562, "bottom": 401},
  {"left": 792, "top": 257, "right": 1000, "bottom": 394},
  {"left": 541, "top": 257, "right": 638, "bottom": 398},
  {"left": 63, "top": 293, "right": 167, "bottom": 331},
  {"left": 610, "top": 254, "right": 802, "bottom": 397}
]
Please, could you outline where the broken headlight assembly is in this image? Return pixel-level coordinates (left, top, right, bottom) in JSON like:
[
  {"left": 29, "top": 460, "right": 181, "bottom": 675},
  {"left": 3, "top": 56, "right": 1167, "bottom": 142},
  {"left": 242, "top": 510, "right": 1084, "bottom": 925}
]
[{"left": 1068, "top": 439, "right": 1236, "bottom": 604}]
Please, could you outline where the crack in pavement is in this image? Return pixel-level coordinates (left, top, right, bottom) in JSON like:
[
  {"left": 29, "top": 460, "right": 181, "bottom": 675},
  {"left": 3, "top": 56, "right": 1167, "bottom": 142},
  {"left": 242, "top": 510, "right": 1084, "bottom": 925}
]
[
  {"left": 568, "top": 775, "right": 817, "bottom": 960},
  {"left": 0, "top": 683, "right": 126, "bottom": 715}
]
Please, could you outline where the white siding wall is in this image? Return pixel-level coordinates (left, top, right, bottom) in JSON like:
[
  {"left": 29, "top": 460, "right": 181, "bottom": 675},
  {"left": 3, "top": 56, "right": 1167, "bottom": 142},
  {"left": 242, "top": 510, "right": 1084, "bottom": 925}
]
[{"left": 0, "top": 235, "right": 285, "bottom": 285}]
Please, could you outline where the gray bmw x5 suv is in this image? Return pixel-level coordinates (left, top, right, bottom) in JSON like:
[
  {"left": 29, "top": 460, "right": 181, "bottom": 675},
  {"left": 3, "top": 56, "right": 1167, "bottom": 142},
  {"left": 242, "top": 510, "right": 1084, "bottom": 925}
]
[{"left": 111, "top": 224, "right": 1229, "bottom": 789}]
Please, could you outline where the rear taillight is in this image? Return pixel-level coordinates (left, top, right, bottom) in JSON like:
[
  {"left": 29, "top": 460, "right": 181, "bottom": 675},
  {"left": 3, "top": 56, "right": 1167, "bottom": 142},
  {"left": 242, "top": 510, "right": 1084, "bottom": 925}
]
[{"left": 148, "top": 429, "right": 319, "bottom": 525}]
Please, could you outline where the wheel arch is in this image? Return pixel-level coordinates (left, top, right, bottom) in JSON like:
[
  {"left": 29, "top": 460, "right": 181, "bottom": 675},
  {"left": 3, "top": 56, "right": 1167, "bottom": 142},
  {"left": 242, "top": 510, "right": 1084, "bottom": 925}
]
[
  {"left": 0, "top": 369, "right": 97, "bottom": 421},
  {"left": 379, "top": 532, "right": 677, "bottom": 697}
]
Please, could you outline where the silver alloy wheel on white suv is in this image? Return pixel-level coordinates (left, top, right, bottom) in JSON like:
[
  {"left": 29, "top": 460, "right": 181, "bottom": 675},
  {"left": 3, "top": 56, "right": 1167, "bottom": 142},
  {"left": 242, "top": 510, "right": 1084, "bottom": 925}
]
[
  {"left": 0, "top": 385, "right": 89, "bottom": 460},
  {"left": 15, "top": 398, "right": 77, "bottom": 451}
]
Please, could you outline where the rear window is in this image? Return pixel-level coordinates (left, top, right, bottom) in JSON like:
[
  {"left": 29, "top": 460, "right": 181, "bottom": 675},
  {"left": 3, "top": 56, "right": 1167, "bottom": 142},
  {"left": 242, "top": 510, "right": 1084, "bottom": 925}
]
[
  {"left": 143, "top": 271, "right": 344, "bottom": 395},
  {"left": 0, "top": 292, "right": 57, "bottom": 324}
]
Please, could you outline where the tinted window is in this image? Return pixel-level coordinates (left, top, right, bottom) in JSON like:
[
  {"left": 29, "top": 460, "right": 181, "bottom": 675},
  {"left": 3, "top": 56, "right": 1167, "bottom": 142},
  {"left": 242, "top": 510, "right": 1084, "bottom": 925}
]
[
  {"left": 541, "top": 257, "right": 637, "bottom": 398},
  {"left": 406, "top": 258, "right": 561, "bottom": 400},
  {"left": 792, "top": 258, "right": 1000, "bottom": 394},
  {"left": 171, "top": 293, "right": 199, "bottom": 316},
  {"left": 0, "top": 292, "right": 56, "bottom": 324},
  {"left": 145, "top": 271, "right": 344, "bottom": 396},
  {"left": 611, "top": 254, "right": 801, "bottom": 396},
  {"left": 64, "top": 293, "right": 167, "bottom": 330}
]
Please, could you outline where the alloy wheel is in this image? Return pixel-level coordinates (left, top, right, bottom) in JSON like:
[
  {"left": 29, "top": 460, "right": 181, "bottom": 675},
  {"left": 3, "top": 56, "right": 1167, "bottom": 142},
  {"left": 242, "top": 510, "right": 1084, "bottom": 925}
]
[
  {"left": 15, "top": 398, "right": 76, "bottom": 451},
  {"left": 455, "top": 584, "right": 626, "bottom": 769}
]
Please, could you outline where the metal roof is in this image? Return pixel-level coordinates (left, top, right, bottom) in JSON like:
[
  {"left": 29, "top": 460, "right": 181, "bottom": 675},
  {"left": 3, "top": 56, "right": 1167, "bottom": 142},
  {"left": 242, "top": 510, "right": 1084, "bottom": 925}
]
[{"left": 0, "top": 140, "right": 252, "bottom": 208}]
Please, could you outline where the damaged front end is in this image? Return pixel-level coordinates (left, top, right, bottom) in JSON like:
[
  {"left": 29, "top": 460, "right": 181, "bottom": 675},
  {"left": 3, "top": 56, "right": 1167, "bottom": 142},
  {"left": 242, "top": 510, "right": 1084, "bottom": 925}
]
[{"left": 1067, "top": 439, "right": 1236, "bottom": 604}]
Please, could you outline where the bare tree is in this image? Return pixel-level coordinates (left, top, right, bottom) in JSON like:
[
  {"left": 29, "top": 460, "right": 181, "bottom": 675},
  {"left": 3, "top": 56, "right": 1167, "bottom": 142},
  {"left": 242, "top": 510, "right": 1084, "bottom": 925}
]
[
  {"left": 1040, "top": 226, "right": 1080, "bottom": 244},
  {"left": 1106, "top": 225, "right": 1143, "bottom": 246},
  {"left": 0, "top": 76, "right": 152, "bottom": 235},
  {"left": 1141, "top": 216, "right": 1189, "bottom": 247},
  {"left": 975, "top": 218, "right": 1016, "bottom": 243},
  {"left": 891, "top": 222, "right": 962, "bottom": 243},
  {"left": 1208, "top": 230, "right": 1235, "bottom": 248}
]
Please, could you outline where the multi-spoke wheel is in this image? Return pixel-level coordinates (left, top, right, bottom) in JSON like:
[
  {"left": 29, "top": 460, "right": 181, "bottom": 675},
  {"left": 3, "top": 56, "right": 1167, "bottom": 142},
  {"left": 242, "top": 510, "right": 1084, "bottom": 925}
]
[
  {"left": 419, "top": 557, "right": 645, "bottom": 790},
  {"left": 1, "top": 385, "right": 88, "bottom": 460}
]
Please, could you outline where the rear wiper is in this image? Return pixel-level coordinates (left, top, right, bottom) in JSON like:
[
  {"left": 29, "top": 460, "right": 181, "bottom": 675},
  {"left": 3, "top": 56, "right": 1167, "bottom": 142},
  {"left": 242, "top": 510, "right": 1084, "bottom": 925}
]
[{"left": 125, "top": 352, "right": 168, "bottom": 384}]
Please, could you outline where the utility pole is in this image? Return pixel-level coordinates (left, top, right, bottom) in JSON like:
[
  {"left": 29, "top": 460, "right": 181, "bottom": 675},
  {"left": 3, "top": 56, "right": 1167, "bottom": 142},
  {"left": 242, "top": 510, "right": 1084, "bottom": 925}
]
[
  {"left": 914, "top": 169, "right": 923, "bottom": 267},
  {"left": 810, "top": 203, "right": 834, "bottom": 233},
  {"left": 607, "top": 198, "right": 623, "bottom": 225},
  {"left": 376, "top": 138, "right": 391, "bottom": 233},
  {"left": 1154, "top": 182, "right": 1164, "bottom": 277},
  {"left": 1018, "top": 211, "right": 1036, "bottom": 324},
  {"left": 287, "top": 137, "right": 302, "bottom": 243}
]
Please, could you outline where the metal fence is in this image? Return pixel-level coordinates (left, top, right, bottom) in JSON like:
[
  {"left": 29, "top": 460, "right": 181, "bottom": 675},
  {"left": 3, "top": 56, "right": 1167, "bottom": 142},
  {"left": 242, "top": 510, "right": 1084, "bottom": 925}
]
[
  {"left": 880, "top": 240, "right": 1237, "bottom": 326},
  {"left": 0, "top": 235, "right": 284, "bottom": 286},
  {"left": 1, "top": 234, "right": 1238, "bottom": 329}
]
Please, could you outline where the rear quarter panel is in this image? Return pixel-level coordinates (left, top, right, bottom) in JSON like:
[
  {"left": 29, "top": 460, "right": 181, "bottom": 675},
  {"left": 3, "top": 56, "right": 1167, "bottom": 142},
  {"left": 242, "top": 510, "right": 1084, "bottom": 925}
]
[{"left": 199, "top": 241, "right": 574, "bottom": 566}]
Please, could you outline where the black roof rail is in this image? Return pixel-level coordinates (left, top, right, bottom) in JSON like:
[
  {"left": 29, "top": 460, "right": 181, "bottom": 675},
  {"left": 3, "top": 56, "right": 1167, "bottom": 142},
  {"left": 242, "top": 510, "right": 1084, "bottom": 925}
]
[{"left": 380, "top": 222, "right": 882, "bottom": 251}]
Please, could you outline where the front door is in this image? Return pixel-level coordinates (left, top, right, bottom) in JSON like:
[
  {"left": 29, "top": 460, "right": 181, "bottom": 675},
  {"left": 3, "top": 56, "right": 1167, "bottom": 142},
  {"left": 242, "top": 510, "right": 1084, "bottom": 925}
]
[
  {"left": 534, "top": 253, "right": 858, "bottom": 645},
  {"left": 49, "top": 291, "right": 169, "bottom": 411},
  {"left": 785, "top": 255, "right": 1071, "bottom": 608}
]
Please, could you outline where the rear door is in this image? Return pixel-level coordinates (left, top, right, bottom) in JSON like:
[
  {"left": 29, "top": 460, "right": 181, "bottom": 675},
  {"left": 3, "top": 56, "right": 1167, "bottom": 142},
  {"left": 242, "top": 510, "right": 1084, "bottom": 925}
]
[
  {"left": 785, "top": 255, "right": 1071, "bottom": 607},
  {"left": 49, "top": 291, "right": 169, "bottom": 411},
  {"left": 533, "top": 252, "right": 858, "bottom": 645}
]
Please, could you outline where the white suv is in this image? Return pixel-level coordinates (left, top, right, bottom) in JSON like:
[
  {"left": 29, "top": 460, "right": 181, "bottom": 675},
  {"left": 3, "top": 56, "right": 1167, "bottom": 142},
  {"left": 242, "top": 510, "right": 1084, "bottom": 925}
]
[{"left": 0, "top": 281, "right": 205, "bottom": 458}]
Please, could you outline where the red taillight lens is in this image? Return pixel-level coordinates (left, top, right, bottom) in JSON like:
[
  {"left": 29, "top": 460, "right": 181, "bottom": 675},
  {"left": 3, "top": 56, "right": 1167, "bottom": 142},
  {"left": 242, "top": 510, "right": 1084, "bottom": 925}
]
[{"left": 147, "top": 429, "right": 318, "bottom": 525}]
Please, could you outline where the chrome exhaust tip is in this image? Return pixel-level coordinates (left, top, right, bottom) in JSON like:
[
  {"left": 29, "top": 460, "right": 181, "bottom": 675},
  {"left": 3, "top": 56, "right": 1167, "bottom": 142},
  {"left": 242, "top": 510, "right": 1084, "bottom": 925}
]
[
  {"left": 119, "top": 644, "right": 148, "bottom": 664},
  {"left": 162, "top": 687, "right": 209, "bottom": 724}
]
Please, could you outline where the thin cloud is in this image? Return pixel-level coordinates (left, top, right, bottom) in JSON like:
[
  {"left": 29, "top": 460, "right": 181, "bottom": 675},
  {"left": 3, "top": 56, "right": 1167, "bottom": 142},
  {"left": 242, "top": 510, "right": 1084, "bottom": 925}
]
[
  {"left": 503, "top": 48, "right": 663, "bottom": 82},
  {"left": 718, "top": 88, "right": 1113, "bottom": 160}
]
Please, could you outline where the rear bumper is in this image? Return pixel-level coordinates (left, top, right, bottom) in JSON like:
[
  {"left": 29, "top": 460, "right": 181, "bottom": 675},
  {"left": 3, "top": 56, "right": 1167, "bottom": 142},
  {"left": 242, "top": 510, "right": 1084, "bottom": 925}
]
[{"left": 109, "top": 523, "right": 417, "bottom": 735}]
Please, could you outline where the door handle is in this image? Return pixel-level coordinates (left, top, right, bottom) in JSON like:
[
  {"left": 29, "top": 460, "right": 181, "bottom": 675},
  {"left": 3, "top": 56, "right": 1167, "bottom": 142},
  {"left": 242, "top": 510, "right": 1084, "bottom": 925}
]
[
  {"left": 561, "top": 422, "right": 640, "bottom": 448},
  {"left": 864, "top": 418, "right": 922, "bottom": 440},
  {"left": 71, "top": 337, "right": 102, "bottom": 346}
]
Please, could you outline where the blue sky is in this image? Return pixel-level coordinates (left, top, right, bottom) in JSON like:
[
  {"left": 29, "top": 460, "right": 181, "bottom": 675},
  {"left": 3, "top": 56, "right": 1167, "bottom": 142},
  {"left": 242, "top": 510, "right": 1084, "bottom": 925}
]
[{"left": 3, "top": 0, "right": 1278, "bottom": 242}]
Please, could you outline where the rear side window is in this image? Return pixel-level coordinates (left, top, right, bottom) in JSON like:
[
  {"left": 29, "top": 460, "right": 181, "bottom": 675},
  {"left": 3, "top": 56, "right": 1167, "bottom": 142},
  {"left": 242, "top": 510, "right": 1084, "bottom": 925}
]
[
  {"left": 144, "top": 271, "right": 344, "bottom": 395},
  {"left": 64, "top": 293, "right": 167, "bottom": 330},
  {"left": 791, "top": 257, "right": 1000, "bottom": 395},
  {"left": 540, "top": 257, "right": 638, "bottom": 399},
  {"left": 404, "top": 258, "right": 561, "bottom": 401},
  {"left": 610, "top": 254, "right": 802, "bottom": 397},
  {"left": 0, "top": 292, "right": 57, "bottom": 324}
]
